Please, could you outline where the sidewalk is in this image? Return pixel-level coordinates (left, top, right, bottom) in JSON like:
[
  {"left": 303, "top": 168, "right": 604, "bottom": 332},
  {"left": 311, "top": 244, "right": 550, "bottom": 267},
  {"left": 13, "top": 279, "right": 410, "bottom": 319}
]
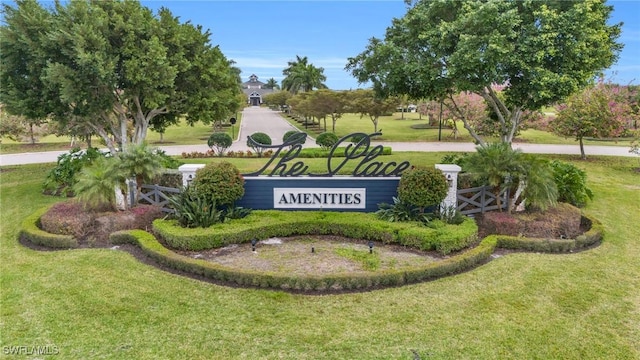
[{"left": 0, "top": 140, "right": 635, "bottom": 167}]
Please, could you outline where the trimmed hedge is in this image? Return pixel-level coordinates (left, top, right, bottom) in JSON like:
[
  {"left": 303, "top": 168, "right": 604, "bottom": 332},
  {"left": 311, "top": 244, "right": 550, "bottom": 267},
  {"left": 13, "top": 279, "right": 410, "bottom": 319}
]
[
  {"left": 21, "top": 207, "right": 604, "bottom": 293},
  {"left": 109, "top": 229, "right": 497, "bottom": 292},
  {"left": 19, "top": 205, "right": 77, "bottom": 248},
  {"left": 153, "top": 211, "right": 477, "bottom": 255},
  {"left": 495, "top": 214, "right": 603, "bottom": 252}
]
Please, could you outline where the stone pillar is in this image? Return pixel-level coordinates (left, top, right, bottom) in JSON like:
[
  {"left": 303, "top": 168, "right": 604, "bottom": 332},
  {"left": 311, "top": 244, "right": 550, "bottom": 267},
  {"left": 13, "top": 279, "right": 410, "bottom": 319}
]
[
  {"left": 178, "top": 164, "right": 205, "bottom": 187},
  {"left": 435, "top": 164, "right": 461, "bottom": 211}
]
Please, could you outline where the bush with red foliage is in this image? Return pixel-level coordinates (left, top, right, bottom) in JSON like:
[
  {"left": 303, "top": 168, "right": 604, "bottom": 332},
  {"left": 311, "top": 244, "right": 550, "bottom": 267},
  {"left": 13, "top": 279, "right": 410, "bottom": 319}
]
[
  {"left": 40, "top": 202, "right": 164, "bottom": 246},
  {"left": 39, "top": 201, "right": 94, "bottom": 239},
  {"left": 478, "top": 203, "right": 583, "bottom": 239}
]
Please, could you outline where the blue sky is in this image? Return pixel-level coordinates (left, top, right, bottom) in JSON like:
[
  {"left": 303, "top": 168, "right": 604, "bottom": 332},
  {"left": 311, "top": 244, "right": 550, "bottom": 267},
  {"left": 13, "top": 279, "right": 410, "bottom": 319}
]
[{"left": 138, "top": 0, "right": 639, "bottom": 90}]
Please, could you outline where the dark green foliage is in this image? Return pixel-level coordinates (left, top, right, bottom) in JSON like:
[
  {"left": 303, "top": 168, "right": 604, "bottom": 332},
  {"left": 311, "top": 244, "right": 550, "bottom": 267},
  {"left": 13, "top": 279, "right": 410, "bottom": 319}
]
[
  {"left": 315, "top": 132, "right": 339, "bottom": 150},
  {"left": 438, "top": 205, "right": 466, "bottom": 225},
  {"left": 154, "top": 149, "right": 183, "bottom": 169},
  {"left": 375, "top": 197, "right": 431, "bottom": 223},
  {"left": 223, "top": 206, "right": 252, "bottom": 220},
  {"left": 73, "top": 157, "right": 125, "bottom": 211},
  {"left": 246, "top": 132, "right": 272, "bottom": 157},
  {"left": 397, "top": 167, "right": 448, "bottom": 212},
  {"left": 207, "top": 132, "right": 233, "bottom": 157},
  {"left": 42, "top": 147, "right": 107, "bottom": 196},
  {"left": 150, "top": 170, "right": 183, "bottom": 188},
  {"left": 191, "top": 161, "right": 244, "bottom": 207},
  {"left": 283, "top": 131, "right": 306, "bottom": 147},
  {"left": 117, "top": 143, "right": 164, "bottom": 189},
  {"left": 551, "top": 160, "right": 594, "bottom": 207},
  {"left": 167, "top": 189, "right": 225, "bottom": 228},
  {"left": 440, "top": 153, "right": 469, "bottom": 167}
]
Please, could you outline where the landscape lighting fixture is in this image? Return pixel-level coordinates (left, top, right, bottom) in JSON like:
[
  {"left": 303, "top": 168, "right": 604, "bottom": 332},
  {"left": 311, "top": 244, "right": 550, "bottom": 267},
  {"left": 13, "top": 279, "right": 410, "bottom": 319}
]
[
  {"left": 368, "top": 241, "right": 374, "bottom": 254},
  {"left": 251, "top": 238, "right": 257, "bottom": 252}
]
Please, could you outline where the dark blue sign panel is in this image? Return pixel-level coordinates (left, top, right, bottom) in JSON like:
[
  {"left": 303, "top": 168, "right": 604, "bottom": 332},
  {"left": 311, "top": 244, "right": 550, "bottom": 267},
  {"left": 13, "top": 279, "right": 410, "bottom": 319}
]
[{"left": 236, "top": 177, "right": 400, "bottom": 212}]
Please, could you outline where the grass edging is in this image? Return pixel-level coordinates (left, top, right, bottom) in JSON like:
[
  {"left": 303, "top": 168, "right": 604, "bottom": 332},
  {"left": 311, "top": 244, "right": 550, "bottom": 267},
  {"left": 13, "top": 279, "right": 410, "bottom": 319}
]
[
  {"left": 19, "top": 205, "right": 78, "bottom": 248},
  {"left": 152, "top": 210, "right": 478, "bottom": 255},
  {"left": 110, "top": 229, "right": 497, "bottom": 292}
]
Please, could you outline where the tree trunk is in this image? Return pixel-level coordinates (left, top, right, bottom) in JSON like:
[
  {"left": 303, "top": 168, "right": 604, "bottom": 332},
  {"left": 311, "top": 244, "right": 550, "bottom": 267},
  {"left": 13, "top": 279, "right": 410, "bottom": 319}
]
[
  {"left": 29, "top": 123, "right": 35, "bottom": 145},
  {"left": 579, "top": 136, "right": 586, "bottom": 160}
]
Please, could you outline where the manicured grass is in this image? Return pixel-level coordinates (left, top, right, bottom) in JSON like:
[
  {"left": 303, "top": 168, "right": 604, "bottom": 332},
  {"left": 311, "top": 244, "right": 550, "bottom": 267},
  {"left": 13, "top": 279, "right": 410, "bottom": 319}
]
[
  {"left": 0, "top": 113, "right": 243, "bottom": 155},
  {"left": 1, "top": 156, "right": 639, "bottom": 359}
]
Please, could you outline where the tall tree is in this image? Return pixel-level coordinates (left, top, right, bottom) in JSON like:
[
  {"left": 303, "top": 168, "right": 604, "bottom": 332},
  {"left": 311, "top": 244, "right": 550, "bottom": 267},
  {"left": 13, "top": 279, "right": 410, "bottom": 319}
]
[
  {"left": 1, "top": 0, "right": 241, "bottom": 153},
  {"left": 308, "top": 89, "right": 347, "bottom": 132},
  {"left": 551, "top": 81, "right": 631, "bottom": 159},
  {"left": 0, "top": 0, "right": 56, "bottom": 142},
  {"left": 282, "top": 55, "right": 327, "bottom": 94},
  {"left": 346, "top": 0, "right": 622, "bottom": 146},
  {"left": 347, "top": 89, "right": 398, "bottom": 133}
]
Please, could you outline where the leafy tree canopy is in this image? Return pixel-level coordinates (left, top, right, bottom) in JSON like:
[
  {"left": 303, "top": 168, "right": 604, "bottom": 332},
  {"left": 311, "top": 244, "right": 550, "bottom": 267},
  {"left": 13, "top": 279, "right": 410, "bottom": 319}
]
[
  {"left": 0, "top": 0, "right": 242, "bottom": 153},
  {"left": 346, "top": 0, "right": 622, "bottom": 145}
]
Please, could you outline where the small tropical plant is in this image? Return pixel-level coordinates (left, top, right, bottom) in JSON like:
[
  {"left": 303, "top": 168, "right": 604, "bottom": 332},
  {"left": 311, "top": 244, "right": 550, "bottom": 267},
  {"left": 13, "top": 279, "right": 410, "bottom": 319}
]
[
  {"left": 397, "top": 167, "right": 448, "bottom": 213},
  {"left": 43, "top": 147, "right": 108, "bottom": 196},
  {"left": 224, "top": 206, "right": 252, "bottom": 220},
  {"left": 550, "top": 160, "right": 594, "bottom": 207},
  {"left": 316, "top": 132, "right": 339, "bottom": 150},
  {"left": 438, "top": 205, "right": 466, "bottom": 225},
  {"left": 375, "top": 197, "right": 430, "bottom": 223},
  {"left": 116, "top": 142, "right": 163, "bottom": 198},
  {"left": 207, "top": 132, "right": 233, "bottom": 157},
  {"left": 72, "top": 157, "right": 125, "bottom": 211},
  {"left": 168, "top": 188, "right": 224, "bottom": 228}
]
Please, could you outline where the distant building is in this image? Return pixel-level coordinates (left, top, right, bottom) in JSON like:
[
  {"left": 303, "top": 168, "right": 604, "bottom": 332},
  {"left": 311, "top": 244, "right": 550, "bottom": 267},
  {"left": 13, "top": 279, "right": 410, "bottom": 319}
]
[{"left": 241, "top": 74, "right": 276, "bottom": 106}]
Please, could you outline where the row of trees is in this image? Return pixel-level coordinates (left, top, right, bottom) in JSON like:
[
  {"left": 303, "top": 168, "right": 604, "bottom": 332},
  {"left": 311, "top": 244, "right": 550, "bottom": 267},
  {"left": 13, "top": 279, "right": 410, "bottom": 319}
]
[
  {"left": 1, "top": 0, "right": 243, "bottom": 153},
  {"left": 263, "top": 89, "right": 398, "bottom": 133}
]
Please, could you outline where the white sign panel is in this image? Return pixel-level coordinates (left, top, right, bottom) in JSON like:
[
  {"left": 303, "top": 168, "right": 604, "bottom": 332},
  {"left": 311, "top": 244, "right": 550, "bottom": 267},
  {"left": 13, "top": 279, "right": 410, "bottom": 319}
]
[{"left": 274, "top": 188, "right": 366, "bottom": 209}]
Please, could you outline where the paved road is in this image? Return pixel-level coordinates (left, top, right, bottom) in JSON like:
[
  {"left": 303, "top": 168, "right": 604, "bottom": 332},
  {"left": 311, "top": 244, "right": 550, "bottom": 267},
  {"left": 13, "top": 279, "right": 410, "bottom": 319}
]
[{"left": 0, "top": 106, "right": 636, "bottom": 166}]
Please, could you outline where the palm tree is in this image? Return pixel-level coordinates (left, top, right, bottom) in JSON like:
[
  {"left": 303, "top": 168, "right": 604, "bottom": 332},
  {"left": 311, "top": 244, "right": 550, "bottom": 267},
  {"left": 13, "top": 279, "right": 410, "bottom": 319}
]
[
  {"left": 463, "top": 142, "right": 524, "bottom": 211},
  {"left": 281, "top": 55, "right": 327, "bottom": 94},
  {"left": 116, "top": 142, "right": 163, "bottom": 200},
  {"left": 265, "top": 77, "right": 279, "bottom": 90},
  {"left": 73, "top": 157, "right": 124, "bottom": 211}
]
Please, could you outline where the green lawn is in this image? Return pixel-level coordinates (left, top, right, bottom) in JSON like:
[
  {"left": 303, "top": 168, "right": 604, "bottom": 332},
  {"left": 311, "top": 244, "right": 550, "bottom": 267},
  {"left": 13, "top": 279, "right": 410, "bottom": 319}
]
[
  {"left": 0, "top": 113, "right": 242, "bottom": 155},
  {"left": 1, "top": 155, "right": 639, "bottom": 359},
  {"left": 2, "top": 108, "right": 634, "bottom": 155},
  {"left": 283, "top": 112, "right": 634, "bottom": 147}
]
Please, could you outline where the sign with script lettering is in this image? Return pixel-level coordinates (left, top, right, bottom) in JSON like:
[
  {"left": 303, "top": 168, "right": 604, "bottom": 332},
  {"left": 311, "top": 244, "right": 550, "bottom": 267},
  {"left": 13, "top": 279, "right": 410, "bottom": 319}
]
[{"left": 241, "top": 132, "right": 410, "bottom": 212}]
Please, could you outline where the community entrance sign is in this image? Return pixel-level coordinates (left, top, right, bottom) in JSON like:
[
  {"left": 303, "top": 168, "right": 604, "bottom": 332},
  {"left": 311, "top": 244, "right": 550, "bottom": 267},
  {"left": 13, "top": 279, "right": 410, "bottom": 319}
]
[{"left": 178, "top": 132, "right": 460, "bottom": 212}]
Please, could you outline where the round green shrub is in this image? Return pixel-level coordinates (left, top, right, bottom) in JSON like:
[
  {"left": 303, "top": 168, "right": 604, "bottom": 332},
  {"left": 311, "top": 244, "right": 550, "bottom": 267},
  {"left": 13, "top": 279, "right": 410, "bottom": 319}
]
[
  {"left": 207, "top": 132, "right": 233, "bottom": 156},
  {"left": 246, "top": 132, "right": 272, "bottom": 148},
  {"left": 316, "top": 132, "right": 339, "bottom": 150},
  {"left": 398, "top": 167, "right": 449, "bottom": 211},
  {"left": 191, "top": 162, "right": 245, "bottom": 207},
  {"left": 283, "top": 131, "right": 306, "bottom": 146}
]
